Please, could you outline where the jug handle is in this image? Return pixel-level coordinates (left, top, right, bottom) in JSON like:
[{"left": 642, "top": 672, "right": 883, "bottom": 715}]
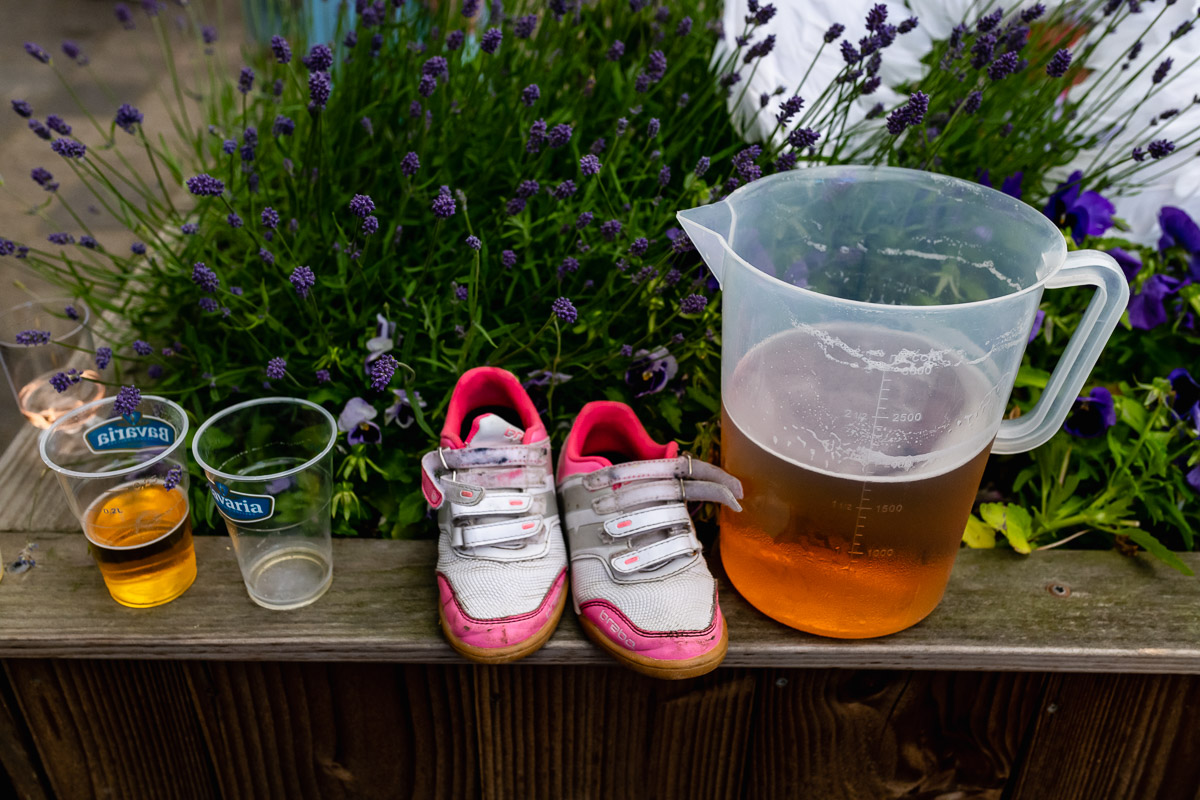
[{"left": 992, "top": 249, "right": 1130, "bottom": 455}]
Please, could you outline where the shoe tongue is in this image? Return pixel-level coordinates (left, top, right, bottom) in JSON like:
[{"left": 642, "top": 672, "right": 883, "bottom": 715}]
[{"left": 465, "top": 413, "right": 525, "bottom": 447}]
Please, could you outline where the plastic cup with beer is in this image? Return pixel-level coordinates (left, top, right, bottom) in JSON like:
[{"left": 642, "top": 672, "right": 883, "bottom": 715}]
[
  {"left": 192, "top": 397, "right": 337, "bottom": 610},
  {"left": 39, "top": 391, "right": 196, "bottom": 608},
  {"left": 1, "top": 297, "right": 105, "bottom": 430}
]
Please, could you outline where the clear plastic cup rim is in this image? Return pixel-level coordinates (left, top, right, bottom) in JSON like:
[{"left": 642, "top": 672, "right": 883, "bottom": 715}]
[
  {"left": 191, "top": 396, "right": 337, "bottom": 483},
  {"left": 38, "top": 394, "right": 190, "bottom": 479},
  {"left": 0, "top": 296, "right": 89, "bottom": 348}
]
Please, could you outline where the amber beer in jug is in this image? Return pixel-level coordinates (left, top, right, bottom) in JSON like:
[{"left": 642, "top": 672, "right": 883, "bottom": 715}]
[{"left": 83, "top": 481, "right": 197, "bottom": 608}]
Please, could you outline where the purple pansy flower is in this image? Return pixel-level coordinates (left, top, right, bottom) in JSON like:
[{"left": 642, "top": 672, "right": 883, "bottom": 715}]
[
  {"left": 1157, "top": 207, "right": 1200, "bottom": 279},
  {"left": 1028, "top": 308, "right": 1045, "bottom": 343},
  {"left": 625, "top": 347, "right": 679, "bottom": 398},
  {"left": 1107, "top": 248, "right": 1143, "bottom": 282},
  {"left": 1063, "top": 387, "right": 1116, "bottom": 438},
  {"left": 1128, "top": 274, "right": 1186, "bottom": 330},
  {"left": 385, "top": 389, "right": 426, "bottom": 428},
  {"left": 338, "top": 397, "right": 381, "bottom": 445},
  {"left": 1043, "top": 171, "right": 1115, "bottom": 244},
  {"left": 1168, "top": 368, "right": 1200, "bottom": 431}
]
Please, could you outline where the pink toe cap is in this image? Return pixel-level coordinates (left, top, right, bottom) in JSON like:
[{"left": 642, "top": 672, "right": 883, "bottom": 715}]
[
  {"left": 579, "top": 595, "right": 725, "bottom": 661},
  {"left": 438, "top": 570, "right": 567, "bottom": 650}
]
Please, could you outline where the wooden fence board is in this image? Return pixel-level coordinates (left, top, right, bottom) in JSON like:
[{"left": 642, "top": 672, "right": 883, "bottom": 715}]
[
  {"left": 0, "top": 664, "right": 48, "bottom": 800},
  {"left": 1010, "top": 673, "right": 1200, "bottom": 800}
]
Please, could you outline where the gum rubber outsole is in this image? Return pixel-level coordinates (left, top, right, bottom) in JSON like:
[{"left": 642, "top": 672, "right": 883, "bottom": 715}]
[
  {"left": 579, "top": 616, "right": 729, "bottom": 680},
  {"left": 439, "top": 586, "right": 567, "bottom": 665}
]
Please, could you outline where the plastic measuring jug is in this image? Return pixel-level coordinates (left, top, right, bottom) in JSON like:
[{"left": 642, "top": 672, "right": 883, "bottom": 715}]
[{"left": 677, "top": 166, "right": 1128, "bottom": 639}]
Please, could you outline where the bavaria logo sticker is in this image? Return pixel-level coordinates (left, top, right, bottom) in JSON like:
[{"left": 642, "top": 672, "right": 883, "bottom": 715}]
[
  {"left": 208, "top": 481, "right": 275, "bottom": 524},
  {"left": 84, "top": 412, "right": 177, "bottom": 454}
]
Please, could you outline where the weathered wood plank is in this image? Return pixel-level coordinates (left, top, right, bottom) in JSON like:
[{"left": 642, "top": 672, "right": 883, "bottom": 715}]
[
  {"left": 186, "top": 662, "right": 479, "bottom": 800},
  {"left": 0, "top": 663, "right": 49, "bottom": 800},
  {"left": 0, "top": 426, "right": 76, "bottom": 534},
  {"left": 1, "top": 531, "right": 1200, "bottom": 672},
  {"left": 3, "top": 659, "right": 218, "bottom": 799},
  {"left": 742, "top": 670, "right": 1048, "bottom": 799},
  {"left": 1010, "top": 673, "right": 1200, "bottom": 800}
]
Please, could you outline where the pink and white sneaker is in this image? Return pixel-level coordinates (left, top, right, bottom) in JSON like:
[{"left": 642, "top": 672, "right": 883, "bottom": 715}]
[
  {"left": 421, "top": 367, "right": 568, "bottom": 664},
  {"left": 557, "top": 401, "right": 743, "bottom": 679}
]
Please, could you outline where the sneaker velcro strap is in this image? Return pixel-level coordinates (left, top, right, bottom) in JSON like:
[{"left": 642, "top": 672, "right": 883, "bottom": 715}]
[
  {"left": 441, "top": 443, "right": 550, "bottom": 470},
  {"left": 455, "top": 516, "right": 544, "bottom": 548},
  {"left": 451, "top": 492, "right": 533, "bottom": 518},
  {"left": 610, "top": 533, "right": 699, "bottom": 574},
  {"left": 583, "top": 456, "right": 743, "bottom": 498},
  {"left": 603, "top": 504, "right": 691, "bottom": 538},
  {"left": 422, "top": 445, "right": 550, "bottom": 508},
  {"left": 594, "top": 479, "right": 743, "bottom": 515}
]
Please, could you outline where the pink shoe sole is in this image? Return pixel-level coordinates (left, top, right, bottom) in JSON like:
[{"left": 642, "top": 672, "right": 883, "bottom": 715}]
[
  {"left": 438, "top": 570, "right": 568, "bottom": 664},
  {"left": 578, "top": 602, "right": 728, "bottom": 680}
]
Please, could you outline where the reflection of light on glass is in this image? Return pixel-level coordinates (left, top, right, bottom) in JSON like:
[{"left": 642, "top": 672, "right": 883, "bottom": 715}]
[{"left": 17, "top": 369, "right": 105, "bottom": 428}]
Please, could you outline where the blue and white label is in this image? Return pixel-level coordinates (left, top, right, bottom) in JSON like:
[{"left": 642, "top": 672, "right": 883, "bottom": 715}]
[
  {"left": 208, "top": 481, "right": 275, "bottom": 524},
  {"left": 84, "top": 413, "right": 177, "bottom": 454}
]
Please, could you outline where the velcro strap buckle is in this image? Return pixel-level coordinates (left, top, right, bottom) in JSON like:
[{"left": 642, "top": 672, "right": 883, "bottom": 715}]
[
  {"left": 451, "top": 491, "right": 532, "bottom": 518},
  {"left": 454, "top": 516, "right": 544, "bottom": 548},
  {"left": 603, "top": 504, "right": 691, "bottom": 538},
  {"left": 611, "top": 533, "right": 699, "bottom": 574}
]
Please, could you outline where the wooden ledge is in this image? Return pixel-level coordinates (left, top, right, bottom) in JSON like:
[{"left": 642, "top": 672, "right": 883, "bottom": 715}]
[{"left": 2, "top": 531, "right": 1199, "bottom": 672}]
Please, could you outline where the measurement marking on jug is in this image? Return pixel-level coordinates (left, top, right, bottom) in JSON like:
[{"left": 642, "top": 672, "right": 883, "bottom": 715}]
[{"left": 851, "top": 374, "right": 892, "bottom": 562}]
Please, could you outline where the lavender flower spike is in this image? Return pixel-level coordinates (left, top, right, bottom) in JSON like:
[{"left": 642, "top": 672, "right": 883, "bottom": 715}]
[
  {"left": 266, "top": 357, "right": 287, "bottom": 380},
  {"left": 115, "top": 103, "right": 143, "bottom": 134},
  {"left": 51, "top": 138, "right": 87, "bottom": 159},
  {"left": 580, "top": 154, "right": 602, "bottom": 176},
  {"left": 1046, "top": 48, "right": 1072, "bottom": 78},
  {"left": 113, "top": 385, "right": 141, "bottom": 416},
  {"left": 271, "top": 35, "right": 292, "bottom": 64},
  {"left": 290, "top": 265, "right": 316, "bottom": 298},
  {"left": 186, "top": 173, "right": 224, "bottom": 196},
  {"left": 370, "top": 353, "right": 398, "bottom": 390},
  {"left": 552, "top": 297, "right": 578, "bottom": 323}
]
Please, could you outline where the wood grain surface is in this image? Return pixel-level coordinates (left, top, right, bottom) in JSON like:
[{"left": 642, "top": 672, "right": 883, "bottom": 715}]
[{"left": 0, "top": 532, "right": 1199, "bottom": 672}]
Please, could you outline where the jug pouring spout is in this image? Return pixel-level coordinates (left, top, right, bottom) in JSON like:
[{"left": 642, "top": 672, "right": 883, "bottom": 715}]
[{"left": 676, "top": 200, "right": 733, "bottom": 287}]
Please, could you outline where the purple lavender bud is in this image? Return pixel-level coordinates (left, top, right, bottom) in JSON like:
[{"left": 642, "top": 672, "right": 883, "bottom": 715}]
[
  {"left": 432, "top": 186, "right": 456, "bottom": 218},
  {"left": 31, "top": 167, "right": 55, "bottom": 189},
  {"left": 273, "top": 115, "right": 295, "bottom": 137},
  {"left": 1153, "top": 58, "right": 1172, "bottom": 84},
  {"left": 308, "top": 71, "right": 332, "bottom": 110},
  {"left": 260, "top": 207, "right": 280, "bottom": 230},
  {"left": 113, "top": 385, "right": 141, "bottom": 416},
  {"left": 273, "top": 79, "right": 284, "bottom": 97},
  {"left": 647, "top": 49, "right": 667, "bottom": 80},
  {"left": 198, "top": 296, "right": 218, "bottom": 313},
  {"left": 344, "top": 30, "right": 358, "bottom": 48},
  {"left": 370, "top": 353, "right": 397, "bottom": 390},
  {"left": 45, "top": 115, "right": 71, "bottom": 135},
  {"left": 864, "top": 3, "right": 887, "bottom": 31},
  {"left": 527, "top": 119, "right": 548, "bottom": 152},
  {"left": 977, "top": 7, "right": 1003, "bottom": 33},
  {"left": 619, "top": 344, "right": 633, "bottom": 357},
  {"left": 964, "top": 90, "right": 983, "bottom": 113},
  {"left": 745, "top": 34, "right": 776, "bottom": 62},
  {"left": 231, "top": 286, "right": 244, "bottom": 296},
  {"left": 971, "top": 33, "right": 997, "bottom": 69},
  {"left": 271, "top": 35, "right": 292, "bottom": 64},
  {"left": 552, "top": 297, "right": 578, "bottom": 323},
  {"left": 50, "top": 137, "right": 86, "bottom": 160},
  {"left": 1148, "top": 139, "right": 1175, "bottom": 159},
  {"left": 899, "top": 16, "right": 919, "bottom": 33},
  {"left": 148, "top": 364, "right": 164, "bottom": 378},
  {"left": 465, "top": 235, "right": 482, "bottom": 250},
  {"left": 423, "top": 56, "right": 449, "bottom": 78},
  {"left": 12, "top": 100, "right": 32, "bottom": 118},
  {"left": 95, "top": 347, "right": 112, "bottom": 369},
  {"left": 506, "top": 198, "right": 526, "bottom": 215},
  {"left": 677, "top": 17, "right": 692, "bottom": 36},
  {"left": 162, "top": 465, "right": 182, "bottom": 491},
  {"left": 186, "top": 173, "right": 224, "bottom": 196},
  {"left": 988, "top": 51, "right": 1018, "bottom": 80},
  {"left": 238, "top": 66, "right": 254, "bottom": 94},
  {"left": 315, "top": 369, "right": 331, "bottom": 384},
  {"left": 132, "top": 340, "right": 153, "bottom": 356},
  {"left": 362, "top": 215, "right": 379, "bottom": 235},
  {"left": 515, "top": 14, "right": 538, "bottom": 38},
  {"left": 462, "top": 0, "right": 480, "bottom": 17},
  {"left": 1046, "top": 48, "right": 1072, "bottom": 78},
  {"left": 290, "top": 265, "right": 316, "bottom": 298},
  {"left": 418, "top": 74, "right": 437, "bottom": 97},
  {"left": 350, "top": 194, "right": 375, "bottom": 218},
  {"left": 680, "top": 294, "right": 708, "bottom": 314},
  {"left": 607, "top": 40, "right": 625, "bottom": 61},
  {"left": 29, "top": 119, "right": 52, "bottom": 140},
  {"left": 580, "top": 154, "right": 602, "bottom": 176},
  {"left": 553, "top": 180, "right": 577, "bottom": 200},
  {"left": 616, "top": 117, "right": 629, "bottom": 135},
  {"left": 576, "top": 211, "right": 594, "bottom": 229},
  {"left": 600, "top": 219, "right": 623, "bottom": 241},
  {"left": 446, "top": 30, "right": 464, "bottom": 50},
  {"left": 0, "top": 239, "right": 14, "bottom": 256},
  {"left": 80, "top": 235, "right": 97, "bottom": 248},
  {"left": 634, "top": 72, "right": 651, "bottom": 93},
  {"left": 548, "top": 123, "right": 573, "bottom": 148},
  {"left": 775, "top": 152, "right": 798, "bottom": 171},
  {"left": 222, "top": 139, "right": 237, "bottom": 155},
  {"left": 776, "top": 95, "right": 805, "bottom": 124},
  {"left": 558, "top": 257, "right": 579, "bottom": 278},
  {"left": 288, "top": 218, "right": 299, "bottom": 234},
  {"left": 501, "top": 249, "right": 517, "bottom": 268},
  {"left": 202, "top": 25, "right": 218, "bottom": 45},
  {"left": 48, "top": 371, "right": 79, "bottom": 393},
  {"left": 115, "top": 4, "right": 135, "bottom": 28},
  {"left": 25, "top": 42, "right": 51, "bottom": 64},
  {"left": 226, "top": 212, "right": 243, "bottom": 228},
  {"left": 266, "top": 358, "right": 287, "bottom": 380},
  {"left": 62, "top": 40, "right": 83, "bottom": 61},
  {"left": 305, "top": 43, "right": 334, "bottom": 72},
  {"left": 522, "top": 84, "right": 540, "bottom": 106},
  {"left": 16, "top": 330, "right": 51, "bottom": 346},
  {"left": 787, "top": 127, "right": 821, "bottom": 149},
  {"left": 861, "top": 75, "right": 882, "bottom": 95},
  {"left": 1021, "top": 3, "right": 1045, "bottom": 23},
  {"left": 480, "top": 28, "right": 502, "bottom": 54},
  {"left": 48, "top": 232, "right": 74, "bottom": 245},
  {"left": 259, "top": 247, "right": 274, "bottom": 265},
  {"left": 1131, "top": 146, "right": 1146, "bottom": 162},
  {"left": 646, "top": 118, "right": 661, "bottom": 139},
  {"left": 840, "top": 40, "right": 859, "bottom": 64},
  {"left": 191, "top": 262, "right": 219, "bottom": 292},
  {"left": 181, "top": 223, "right": 198, "bottom": 235},
  {"left": 629, "top": 237, "right": 649, "bottom": 257},
  {"left": 400, "top": 151, "right": 420, "bottom": 177}
]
